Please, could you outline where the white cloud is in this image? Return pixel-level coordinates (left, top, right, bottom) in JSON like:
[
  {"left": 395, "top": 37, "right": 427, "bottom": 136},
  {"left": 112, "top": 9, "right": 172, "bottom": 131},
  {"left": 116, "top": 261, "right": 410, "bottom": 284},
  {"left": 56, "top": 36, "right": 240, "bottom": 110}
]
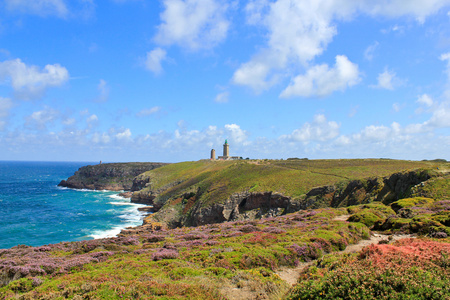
[
  {"left": 359, "top": 124, "right": 392, "bottom": 141},
  {"left": 280, "top": 55, "right": 361, "bottom": 98},
  {"left": 91, "top": 132, "right": 111, "bottom": 144},
  {"left": 136, "top": 106, "right": 162, "bottom": 117},
  {"left": 145, "top": 48, "right": 167, "bottom": 74},
  {"left": 26, "top": 107, "right": 60, "bottom": 130},
  {"left": 371, "top": 68, "right": 404, "bottom": 90},
  {"left": 96, "top": 79, "right": 109, "bottom": 102},
  {"left": 224, "top": 123, "right": 248, "bottom": 144},
  {"left": 0, "top": 59, "right": 69, "bottom": 100},
  {"left": 364, "top": 41, "right": 379, "bottom": 61},
  {"left": 234, "top": 0, "right": 449, "bottom": 95},
  {"left": 440, "top": 52, "right": 450, "bottom": 80},
  {"left": 214, "top": 91, "right": 229, "bottom": 103},
  {"left": 234, "top": 0, "right": 348, "bottom": 93},
  {"left": 0, "top": 97, "right": 13, "bottom": 131},
  {"left": 392, "top": 103, "right": 401, "bottom": 112},
  {"left": 281, "top": 114, "right": 340, "bottom": 143},
  {"left": 87, "top": 114, "right": 98, "bottom": 123},
  {"left": 231, "top": 58, "right": 274, "bottom": 92},
  {"left": 62, "top": 118, "right": 76, "bottom": 126},
  {"left": 417, "top": 94, "right": 434, "bottom": 107},
  {"left": 154, "top": 0, "right": 230, "bottom": 51},
  {"left": 5, "top": 0, "right": 68, "bottom": 18},
  {"left": 425, "top": 101, "right": 450, "bottom": 128},
  {"left": 381, "top": 24, "right": 406, "bottom": 34},
  {"left": 359, "top": 0, "right": 450, "bottom": 24},
  {"left": 115, "top": 128, "right": 132, "bottom": 140}
]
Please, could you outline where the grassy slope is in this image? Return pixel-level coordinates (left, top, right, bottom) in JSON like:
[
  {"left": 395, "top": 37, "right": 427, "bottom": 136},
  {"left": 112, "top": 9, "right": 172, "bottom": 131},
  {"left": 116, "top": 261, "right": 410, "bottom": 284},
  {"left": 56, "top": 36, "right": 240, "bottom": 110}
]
[{"left": 140, "top": 159, "right": 441, "bottom": 209}]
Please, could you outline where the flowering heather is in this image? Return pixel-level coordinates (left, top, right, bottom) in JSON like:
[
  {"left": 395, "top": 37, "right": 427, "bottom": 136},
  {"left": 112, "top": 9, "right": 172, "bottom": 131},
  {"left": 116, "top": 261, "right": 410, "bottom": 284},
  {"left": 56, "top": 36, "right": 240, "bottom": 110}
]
[
  {"left": 178, "top": 233, "right": 209, "bottom": 240},
  {"left": 262, "top": 226, "right": 286, "bottom": 234},
  {"left": 288, "top": 238, "right": 450, "bottom": 300},
  {"left": 238, "top": 224, "right": 260, "bottom": 233},
  {"left": 143, "top": 234, "right": 165, "bottom": 243},
  {"left": 116, "top": 236, "right": 140, "bottom": 246},
  {"left": 1, "top": 202, "right": 446, "bottom": 299},
  {"left": 151, "top": 248, "right": 179, "bottom": 261}
]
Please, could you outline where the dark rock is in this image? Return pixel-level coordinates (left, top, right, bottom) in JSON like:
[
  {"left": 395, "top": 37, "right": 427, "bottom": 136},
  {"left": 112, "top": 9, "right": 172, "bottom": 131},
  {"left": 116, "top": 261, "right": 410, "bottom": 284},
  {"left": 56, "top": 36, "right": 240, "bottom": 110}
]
[
  {"left": 119, "top": 192, "right": 133, "bottom": 198},
  {"left": 137, "top": 206, "right": 155, "bottom": 213},
  {"left": 150, "top": 169, "right": 434, "bottom": 229},
  {"left": 58, "top": 162, "right": 168, "bottom": 191}
]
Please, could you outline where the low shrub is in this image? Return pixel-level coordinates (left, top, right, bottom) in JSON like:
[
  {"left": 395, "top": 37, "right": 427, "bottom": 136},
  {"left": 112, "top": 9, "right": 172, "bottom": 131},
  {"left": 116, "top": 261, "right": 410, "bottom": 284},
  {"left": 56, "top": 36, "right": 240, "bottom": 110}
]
[
  {"left": 151, "top": 248, "right": 179, "bottom": 261},
  {"left": 287, "top": 239, "right": 450, "bottom": 300}
]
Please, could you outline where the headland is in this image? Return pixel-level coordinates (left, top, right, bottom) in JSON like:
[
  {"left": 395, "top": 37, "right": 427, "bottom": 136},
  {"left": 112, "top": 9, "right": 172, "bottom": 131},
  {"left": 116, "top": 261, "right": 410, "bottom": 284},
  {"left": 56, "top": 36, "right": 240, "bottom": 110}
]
[{"left": 1, "top": 158, "right": 449, "bottom": 299}]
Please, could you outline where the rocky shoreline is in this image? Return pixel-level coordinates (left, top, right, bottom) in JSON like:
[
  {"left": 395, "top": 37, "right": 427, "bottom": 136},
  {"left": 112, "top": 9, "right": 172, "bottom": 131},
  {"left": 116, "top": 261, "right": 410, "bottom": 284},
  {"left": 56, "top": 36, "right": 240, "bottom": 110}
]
[
  {"left": 58, "top": 162, "right": 168, "bottom": 191},
  {"left": 58, "top": 160, "right": 449, "bottom": 235}
]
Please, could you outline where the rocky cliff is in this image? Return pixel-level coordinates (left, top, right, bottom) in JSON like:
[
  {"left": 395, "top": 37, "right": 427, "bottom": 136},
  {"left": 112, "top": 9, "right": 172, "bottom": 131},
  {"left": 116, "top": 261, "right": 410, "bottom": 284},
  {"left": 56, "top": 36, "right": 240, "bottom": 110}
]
[
  {"left": 147, "top": 169, "right": 444, "bottom": 228},
  {"left": 58, "top": 162, "right": 168, "bottom": 191}
]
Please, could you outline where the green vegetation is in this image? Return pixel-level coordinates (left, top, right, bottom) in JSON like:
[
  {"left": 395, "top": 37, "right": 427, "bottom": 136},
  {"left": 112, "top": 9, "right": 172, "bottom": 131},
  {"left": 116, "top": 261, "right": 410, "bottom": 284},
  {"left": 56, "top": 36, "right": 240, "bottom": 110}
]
[
  {"left": 412, "top": 174, "right": 450, "bottom": 200},
  {"left": 2, "top": 159, "right": 449, "bottom": 299},
  {"left": 0, "top": 208, "right": 371, "bottom": 299},
  {"left": 287, "top": 238, "right": 450, "bottom": 300},
  {"left": 142, "top": 159, "right": 439, "bottom": 204},
  {"left": 134, "top": 159, "right": 447, "bottom": 226},
  {"left": 390, "top": 197, "right": 435, "bottom": 212},
  {"left": 1, "top": 197, "right": 449, "bottom": 299}
]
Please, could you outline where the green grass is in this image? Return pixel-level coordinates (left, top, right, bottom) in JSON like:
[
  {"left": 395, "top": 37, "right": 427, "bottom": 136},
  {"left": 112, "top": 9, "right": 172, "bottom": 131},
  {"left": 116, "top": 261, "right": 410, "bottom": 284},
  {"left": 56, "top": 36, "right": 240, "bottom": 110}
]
[
  {"left": 413, "top": 174, "right": 450, "bottom": 200},
  {"left": 135, "top": 159, "right": 442, "bottom": 225}
]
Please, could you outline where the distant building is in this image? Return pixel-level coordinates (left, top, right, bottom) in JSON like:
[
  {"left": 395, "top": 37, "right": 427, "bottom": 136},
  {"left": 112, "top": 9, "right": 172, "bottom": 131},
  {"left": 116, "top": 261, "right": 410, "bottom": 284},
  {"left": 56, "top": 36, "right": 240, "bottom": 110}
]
[
  {"left": 223, "top": 140, "right": 230, "bottom": 157},
  {"left": 216, "top": 139, "right": 241, "bottom": 160},
  {"left": 211, "top": 149, "right": 216, "bottom": 160}
]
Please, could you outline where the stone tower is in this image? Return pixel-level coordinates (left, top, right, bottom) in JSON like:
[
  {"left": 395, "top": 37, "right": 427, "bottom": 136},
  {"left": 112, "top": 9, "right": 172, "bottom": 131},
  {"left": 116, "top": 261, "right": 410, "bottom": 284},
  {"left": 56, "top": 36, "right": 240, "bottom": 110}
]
[
  {"left": 223, "top": 139, "right": 229, "bottom": 157},
  {"left": 211, "top": 149, "right": 216, "bottom": 160}
]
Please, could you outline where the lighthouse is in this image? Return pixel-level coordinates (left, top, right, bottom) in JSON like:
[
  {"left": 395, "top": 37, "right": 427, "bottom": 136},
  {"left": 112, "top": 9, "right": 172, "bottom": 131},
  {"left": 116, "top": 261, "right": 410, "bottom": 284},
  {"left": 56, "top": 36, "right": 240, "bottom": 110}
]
[{"left": 223, "top": 139, "right": 229, "bottom": 158}]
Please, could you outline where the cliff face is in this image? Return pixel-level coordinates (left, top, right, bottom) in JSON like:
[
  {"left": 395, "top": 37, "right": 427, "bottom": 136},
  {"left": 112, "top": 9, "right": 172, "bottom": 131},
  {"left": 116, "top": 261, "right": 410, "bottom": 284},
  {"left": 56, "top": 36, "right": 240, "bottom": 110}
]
[
  {"left": 58, "top": 162, "right": 168, "bottom": 191},
  {"left": 148, "top": 170, "right": 439, "bottom": 228},
  {"left": 58, "top": 159, "right": 448, "bottom": 230}
]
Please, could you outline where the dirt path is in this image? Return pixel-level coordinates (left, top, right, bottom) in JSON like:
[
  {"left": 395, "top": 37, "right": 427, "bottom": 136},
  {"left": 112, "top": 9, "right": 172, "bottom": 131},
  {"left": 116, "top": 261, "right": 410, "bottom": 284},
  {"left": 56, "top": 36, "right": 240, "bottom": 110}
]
[
  {"left": 276, "top": 215, "right": 414, "bottom": 286},
  {"left": 220, "top": 215, "right": 414, "bottom": 299}
]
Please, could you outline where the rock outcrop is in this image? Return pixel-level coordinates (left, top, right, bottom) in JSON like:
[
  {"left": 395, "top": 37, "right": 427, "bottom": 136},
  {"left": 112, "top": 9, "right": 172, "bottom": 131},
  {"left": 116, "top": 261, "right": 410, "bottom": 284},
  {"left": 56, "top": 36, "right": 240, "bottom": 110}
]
[
  {"left": 148, "top": 170, "right": 435, "bottom": 228},
  {"left": 58, "top": 162, "right": 168, "bottom": 191},
  {"left": 130, "top": 176, "right": 184, "bottom": 207}
]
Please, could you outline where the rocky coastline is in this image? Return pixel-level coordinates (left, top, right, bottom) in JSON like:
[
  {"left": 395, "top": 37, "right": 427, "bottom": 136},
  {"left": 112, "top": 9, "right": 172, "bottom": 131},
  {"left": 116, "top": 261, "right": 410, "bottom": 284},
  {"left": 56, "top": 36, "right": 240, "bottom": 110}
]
[
  {"left": 122, "top": 169, "right": 438, "bottom": 235},
  {"left": 58, "top": 160, "right": 449, "bottom": 236},
  {"left": 58, "top": 162, "right": 168, "bottom": 191}
]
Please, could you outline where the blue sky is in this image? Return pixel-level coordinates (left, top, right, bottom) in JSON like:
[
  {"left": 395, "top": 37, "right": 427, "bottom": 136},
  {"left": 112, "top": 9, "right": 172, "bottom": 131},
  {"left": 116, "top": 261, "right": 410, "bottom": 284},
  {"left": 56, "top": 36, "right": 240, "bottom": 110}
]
[{"left": 0, "top": 0, "right": 450, "bottom": 163}]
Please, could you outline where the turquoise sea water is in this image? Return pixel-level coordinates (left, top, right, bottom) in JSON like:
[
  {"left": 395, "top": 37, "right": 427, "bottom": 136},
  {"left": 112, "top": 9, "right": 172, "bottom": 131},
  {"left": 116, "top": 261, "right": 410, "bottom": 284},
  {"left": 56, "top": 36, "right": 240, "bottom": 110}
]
[{"left": 0, "top": 161, "right": 146, "bottom": 249}]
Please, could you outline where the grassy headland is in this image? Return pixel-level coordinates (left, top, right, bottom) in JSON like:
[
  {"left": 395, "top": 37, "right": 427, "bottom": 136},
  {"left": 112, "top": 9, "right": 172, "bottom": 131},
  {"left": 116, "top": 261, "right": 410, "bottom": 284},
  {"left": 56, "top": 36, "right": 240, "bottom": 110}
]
[
  {"left": 132, "top": 159, "right": 447, "bottom": 227},
  {"left": 1, "top": 159, "right": 449, "bottom": 299}
]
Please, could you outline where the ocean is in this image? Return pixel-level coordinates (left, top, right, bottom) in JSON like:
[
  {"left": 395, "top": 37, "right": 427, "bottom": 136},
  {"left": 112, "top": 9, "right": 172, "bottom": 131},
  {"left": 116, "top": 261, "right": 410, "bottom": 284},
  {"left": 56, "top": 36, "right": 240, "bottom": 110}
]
[{"left": 0, "top": 161, "right": 147, "bottom": 249}]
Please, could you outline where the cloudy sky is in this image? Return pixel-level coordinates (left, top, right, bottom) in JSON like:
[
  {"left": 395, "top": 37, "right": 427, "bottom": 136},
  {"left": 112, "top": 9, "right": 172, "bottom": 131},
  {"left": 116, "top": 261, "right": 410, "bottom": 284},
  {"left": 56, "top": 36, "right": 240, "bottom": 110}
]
[{"left": 0, "top": 0, "right": 450, "bottom": 162}]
